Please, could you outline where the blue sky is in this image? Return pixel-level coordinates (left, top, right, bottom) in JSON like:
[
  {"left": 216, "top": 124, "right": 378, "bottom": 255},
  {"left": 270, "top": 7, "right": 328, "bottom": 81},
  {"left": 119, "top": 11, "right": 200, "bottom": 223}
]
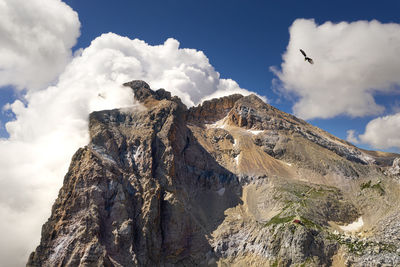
[{"left": 2, "top": 0, "right": 400, "bottom": 152}]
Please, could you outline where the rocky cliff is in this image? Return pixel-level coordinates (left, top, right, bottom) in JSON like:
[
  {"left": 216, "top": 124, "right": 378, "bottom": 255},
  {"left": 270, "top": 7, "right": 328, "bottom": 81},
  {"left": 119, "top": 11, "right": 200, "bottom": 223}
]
[{"left": 28, "top": 81, "right": 400, "bottom": 267}]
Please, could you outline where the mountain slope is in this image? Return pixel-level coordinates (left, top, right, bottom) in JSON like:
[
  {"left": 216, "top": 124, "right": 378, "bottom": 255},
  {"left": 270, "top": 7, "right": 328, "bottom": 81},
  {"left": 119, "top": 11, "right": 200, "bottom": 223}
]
[{"left": 28, "top": 81, "right": 400, "bottom": 266}]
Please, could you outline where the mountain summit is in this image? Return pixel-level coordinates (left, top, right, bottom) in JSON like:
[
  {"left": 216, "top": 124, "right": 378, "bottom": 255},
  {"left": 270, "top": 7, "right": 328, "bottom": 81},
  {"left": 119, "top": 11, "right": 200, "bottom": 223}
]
[{"left": 28, "top": 81, "right": 400, "bottom": 266}]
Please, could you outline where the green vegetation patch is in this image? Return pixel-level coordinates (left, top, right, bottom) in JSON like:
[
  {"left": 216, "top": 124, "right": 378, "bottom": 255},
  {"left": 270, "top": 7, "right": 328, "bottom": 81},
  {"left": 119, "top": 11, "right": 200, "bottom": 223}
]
[
  {"left": 360, "top": 180, "right": 372, "bottom": 190},
  {"left": 279, "top": 182, "right": 340, "bottom": 204},
  {"left": 327, "top": 232, "right": 396, "bottom": 255},
  {"left": 308, "top": 187, "right": 337, "bottom": 198},
  {"left": 327, "top": 233, "right": 368, "bottom": 254},
  {"left": 360, "top": 180, "right": 385, "bottom": 195},
  {"left": 346, "top": 240, "right": 370, "bottom": 254},
  {"left": 299, "top": 216, "right": 323, "bottom": 230},
  {"left": 371, "top": 183, "right": 385, "bottom": 196},
  {"left": 380, "top": 243, "right": 397, "bottom": 253},
  {"left": 266, "top": 215, "right": 296, "bottom": 226}
]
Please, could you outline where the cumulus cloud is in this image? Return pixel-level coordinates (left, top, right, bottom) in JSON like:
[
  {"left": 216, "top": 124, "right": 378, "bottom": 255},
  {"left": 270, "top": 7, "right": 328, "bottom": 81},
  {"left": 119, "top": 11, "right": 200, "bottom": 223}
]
[
  {"left": 358, "top": 113, "right": 400, "bottom": 149},
  {"left": 272, "top": 19, "right": 400, "bottom": 120},
  {"left": 346, "top": 129, "right": 359, "bottom": 144},
  {"left": 200, "top": 78, "right": 267, "bottom": 103},
  {"left": 77, "top": 34, "right": 253, "bottom": 106},
  {"left": 0, "top": 32, "right": 254, "bottom": 266},
  {"left": 0, "top": 0, "right": 80, "bottom": 91}
]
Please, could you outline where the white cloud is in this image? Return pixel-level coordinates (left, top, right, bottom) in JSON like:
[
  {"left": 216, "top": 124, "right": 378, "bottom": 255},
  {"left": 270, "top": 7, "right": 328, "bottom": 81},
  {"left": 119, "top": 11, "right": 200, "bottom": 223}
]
[
  {"left": 200, "top": 78, "right": 267, "bottom": 103},
  {"left": 358, "top": 113, "right": 400, "bottom": 149},
  {"left": 272, "top": 19, "right": 400, "bottom": 120},
  {"left": 346, "top": 129, "right": 359, "bottom": 144},
  {"left": 0, "top": 32, "right": 254, "bottom": 266},
  {"left": 76, "top": 34, "right": 253, "bottom": 106},
  {"left": 0, "top": 0, "right": 80, "bottom": 91}
]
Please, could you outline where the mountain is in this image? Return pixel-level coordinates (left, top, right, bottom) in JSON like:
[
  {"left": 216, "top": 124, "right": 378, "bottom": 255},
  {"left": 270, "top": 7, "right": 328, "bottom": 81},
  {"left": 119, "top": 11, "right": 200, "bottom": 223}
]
[{"left": 27, "top": 80, "right": 400, "bottom": 266}]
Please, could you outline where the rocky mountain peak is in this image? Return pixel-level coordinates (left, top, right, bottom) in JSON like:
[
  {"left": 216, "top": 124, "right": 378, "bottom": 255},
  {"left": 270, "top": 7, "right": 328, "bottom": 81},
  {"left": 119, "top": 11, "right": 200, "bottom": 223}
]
[
  {"left": 123, "top": 80, "right": 169, "bottom": 102},
  {"left": 188, "top": 93, "right": 244, "bottom": 123},
  {"left": 123, "top": 80, "right": 186, "bottom": 110},
  {"left": 28, "top": 81, "right": 400, "bottom": 267}
]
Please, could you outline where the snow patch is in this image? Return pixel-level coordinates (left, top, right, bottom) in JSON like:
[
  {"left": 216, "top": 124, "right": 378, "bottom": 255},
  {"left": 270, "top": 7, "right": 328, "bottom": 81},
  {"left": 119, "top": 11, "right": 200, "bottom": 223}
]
[
  {"left": 247, "top": 129, "right": 264, "bottom": 135},
  {"left": 206, "top": 117, "right": 229, "bottom": 129},
  {"left": 359, "top": 153, "right": 376, "bottom": 165},
  {"left": 217, "top": 187, "right": 225, "bottom": 196},
  {"left": 49, "top": 218, "right": 83, "bottom": 263},
  {"left": 235, "top": 154, "right": 240, "bottom": 165},
  {"left": 233, "top": 139, "right": 238, "bottom": 148},
  {"left": 91, "top": 145, "right": 116, "bottom": 163},
  {"left": 325, "top": 135, "right": 375, "bottom": 164},
  {"left": 285, "top": 162, "right": 292, "bottom": 166},
  {"left": 339, "top": 217, "right": 364, "bottom": 232},
  {"left": 389, "top": 158, "right": 400, "bottom": 175},
  {"left": 133, "top": 146, "right": 144, "bottom": 162},
  {"left": 50, "top": 236, "right": 71, "bottom": 262}
]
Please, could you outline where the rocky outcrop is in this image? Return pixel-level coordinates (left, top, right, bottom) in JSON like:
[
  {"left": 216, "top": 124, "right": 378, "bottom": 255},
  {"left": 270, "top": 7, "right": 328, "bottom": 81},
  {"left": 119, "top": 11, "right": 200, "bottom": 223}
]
[
  {"left": 188, "top": 94, "right": 243, "bottom": 123},
  {"left": 28, "top": 81, "right": 241, "bottom": 266},
  {"left": 211, "top": 179, "right": 359, "bottom": 266},
  {"left": 123, "top": 80, "right": 172, "bottom": 103},
  {"left": 225, "top": 95, "right": 376, "bottom": 166},
  {"left": 388, "top": 158, "right": 400, "bottom": 176},
  {"left": 28, "top": 81, "right": 400, "bottom": 266}
]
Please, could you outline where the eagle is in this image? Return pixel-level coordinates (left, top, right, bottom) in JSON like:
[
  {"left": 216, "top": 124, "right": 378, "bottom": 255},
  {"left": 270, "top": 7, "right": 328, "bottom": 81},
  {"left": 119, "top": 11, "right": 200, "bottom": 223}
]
[{"left": 300, "top": 49, "right": 314, "bottom": 64}]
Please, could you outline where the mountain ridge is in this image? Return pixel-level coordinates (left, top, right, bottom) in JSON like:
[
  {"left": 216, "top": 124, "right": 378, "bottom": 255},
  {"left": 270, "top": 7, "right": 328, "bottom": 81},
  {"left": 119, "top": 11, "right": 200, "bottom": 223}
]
[{"left": 28, "top": 80, "right": 400, "bottom": 266}]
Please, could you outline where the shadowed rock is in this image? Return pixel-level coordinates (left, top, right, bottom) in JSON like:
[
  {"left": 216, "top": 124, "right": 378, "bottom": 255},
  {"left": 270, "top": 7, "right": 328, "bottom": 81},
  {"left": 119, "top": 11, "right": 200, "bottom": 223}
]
[{"left": 28, "top": 80, "right": 400, "bottom": 267}]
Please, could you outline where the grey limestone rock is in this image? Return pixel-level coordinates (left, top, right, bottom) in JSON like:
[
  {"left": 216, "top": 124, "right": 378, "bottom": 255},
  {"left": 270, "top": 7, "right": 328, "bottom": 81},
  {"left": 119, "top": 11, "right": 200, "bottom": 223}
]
[{"left": 28, "top": 81, "right": 400, "bottom": 267}]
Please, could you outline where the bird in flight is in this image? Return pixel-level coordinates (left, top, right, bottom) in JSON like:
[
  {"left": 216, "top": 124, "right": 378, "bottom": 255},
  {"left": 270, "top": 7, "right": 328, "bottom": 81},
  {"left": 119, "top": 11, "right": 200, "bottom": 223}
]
[{"left": 300, "top": 49, "right": 314, "bottom": 64}]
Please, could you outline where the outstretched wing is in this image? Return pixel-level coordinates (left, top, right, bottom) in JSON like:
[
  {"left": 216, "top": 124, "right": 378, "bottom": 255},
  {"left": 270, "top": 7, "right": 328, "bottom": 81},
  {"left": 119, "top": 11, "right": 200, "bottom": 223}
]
[{"left": 300, "top": 49, "right": 307, "bottom": 57}]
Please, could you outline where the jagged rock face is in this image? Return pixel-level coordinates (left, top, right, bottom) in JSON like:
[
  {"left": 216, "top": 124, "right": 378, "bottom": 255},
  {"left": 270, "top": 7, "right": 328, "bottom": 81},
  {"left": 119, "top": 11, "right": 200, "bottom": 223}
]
[
  {"left": 28, "top": 81, "right": 241, "bottom": 266},
  {"left": 226, "top": 95, "right": 375, "bottom": 166},
  {"left": 388, "top": 158, "right": 400, "bottom": 176},
  {"left": 28, "top": 81, "right": 400, "bottom": 267},
  {"left": 188, "top": 94, "right": 243, "bottom": 123}
]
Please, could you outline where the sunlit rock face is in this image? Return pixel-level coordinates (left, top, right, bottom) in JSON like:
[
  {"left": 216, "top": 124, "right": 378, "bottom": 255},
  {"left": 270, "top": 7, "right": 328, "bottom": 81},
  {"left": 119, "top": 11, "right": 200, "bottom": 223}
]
[{"left": 28, "top": 81, "right": 400, "bottom": 267}]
